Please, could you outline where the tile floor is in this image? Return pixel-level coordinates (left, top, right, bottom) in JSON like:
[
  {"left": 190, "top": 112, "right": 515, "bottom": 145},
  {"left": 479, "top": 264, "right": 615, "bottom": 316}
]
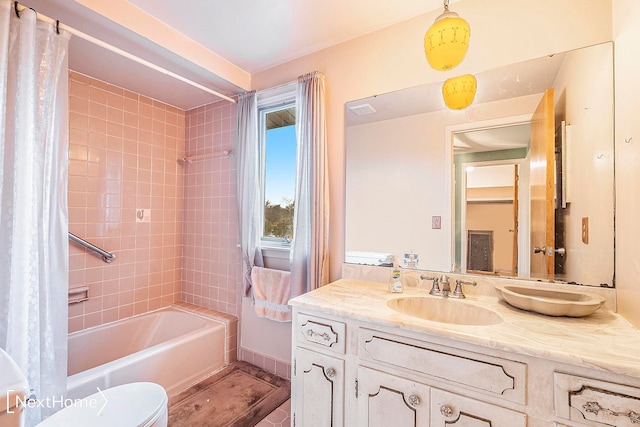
[{"left": 256, "top": 399, "right": 291, "bottom": 427}]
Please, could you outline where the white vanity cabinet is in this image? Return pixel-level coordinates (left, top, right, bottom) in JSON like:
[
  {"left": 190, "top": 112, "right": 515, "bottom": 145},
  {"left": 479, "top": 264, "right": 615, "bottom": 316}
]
[
  {"left": 357, "top": 366, "right": 431, "bottom": 426},
  {"left": 294, "top": 347, "right": 345, "bottom": 427},
  {"left": 292, "top": 309, "right": 527, "bottom": 426},
  {"left": 290, "top": 279, "right": 640, "bottom": 427},
  {"left": 292, "top": 313, "right": 347, "bottom": 426}
]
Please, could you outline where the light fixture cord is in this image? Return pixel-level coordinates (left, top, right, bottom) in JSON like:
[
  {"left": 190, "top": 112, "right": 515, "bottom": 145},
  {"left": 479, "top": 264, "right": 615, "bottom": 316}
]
[{"left": 443, "top": 0, "right": 449, "bottom": 11}]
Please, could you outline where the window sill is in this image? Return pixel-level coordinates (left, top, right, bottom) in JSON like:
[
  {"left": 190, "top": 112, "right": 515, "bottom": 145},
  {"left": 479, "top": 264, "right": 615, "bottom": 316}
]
[{"left": 260, "top": 245, "right": 290, "bottom": 260}]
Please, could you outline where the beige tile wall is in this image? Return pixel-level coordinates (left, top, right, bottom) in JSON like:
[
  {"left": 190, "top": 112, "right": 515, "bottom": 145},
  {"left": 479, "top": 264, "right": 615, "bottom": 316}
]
[
  {"left": 67, "top": 71, "right": 185, "bottom": 332},
  {"left": 182, "top": 101, "right": 242, "bottom": 317}
]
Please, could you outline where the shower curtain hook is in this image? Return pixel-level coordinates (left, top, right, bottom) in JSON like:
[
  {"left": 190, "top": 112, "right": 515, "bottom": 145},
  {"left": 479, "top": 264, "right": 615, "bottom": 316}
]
[
  {"left": 14, "top": 1, "right": 20, "bottom": 18},
  {"left": 56, "top": 20, "right": 60, "bottom": 35}
]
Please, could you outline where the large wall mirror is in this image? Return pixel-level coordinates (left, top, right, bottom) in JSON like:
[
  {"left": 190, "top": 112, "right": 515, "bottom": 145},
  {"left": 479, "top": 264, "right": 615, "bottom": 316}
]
[{"left": 344, "top": 42, "right": 614, "bottom": 287}]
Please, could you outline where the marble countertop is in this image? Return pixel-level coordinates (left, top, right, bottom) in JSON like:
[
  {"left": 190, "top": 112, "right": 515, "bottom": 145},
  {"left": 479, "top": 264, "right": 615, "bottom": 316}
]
[{"left": 289, "top": 279, "right": 640, "bottom": 378}]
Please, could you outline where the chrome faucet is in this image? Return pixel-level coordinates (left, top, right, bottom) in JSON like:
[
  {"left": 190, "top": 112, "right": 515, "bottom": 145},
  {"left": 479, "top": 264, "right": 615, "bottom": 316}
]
[
  {"left": 439, "top": 274, "right": 451, "bottom": 296},
  {"left": 420, "top": 274, "right": 441, "bottom": 296},
  {"left": 452, "top": 279, "right": 477, "bottom": 299}
]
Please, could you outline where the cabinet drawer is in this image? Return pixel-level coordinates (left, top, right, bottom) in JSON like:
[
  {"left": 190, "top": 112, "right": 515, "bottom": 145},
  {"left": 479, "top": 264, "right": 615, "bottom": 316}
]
[
  {"left": 554, "top": 372, "right": 640, "bottom": 426},
  {"left": 431, "top": 388, "right": 526, "bottom": 426},
  {"left": 296, "top": 313, "right": 346, "bottom": 354},
  {"left": 359, "top": 329, "right": 526, "bottom": 404}
]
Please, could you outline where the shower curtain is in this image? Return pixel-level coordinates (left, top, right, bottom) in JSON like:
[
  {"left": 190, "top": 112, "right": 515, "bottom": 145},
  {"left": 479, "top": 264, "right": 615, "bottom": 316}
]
[{"left": 0, "top": 2, "right": 70, "bottom": 425}]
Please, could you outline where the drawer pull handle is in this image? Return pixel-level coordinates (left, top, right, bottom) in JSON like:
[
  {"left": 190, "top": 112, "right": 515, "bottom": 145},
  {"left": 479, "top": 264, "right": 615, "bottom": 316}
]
[
  {"left": 440, "top": 405, "right": 454, "bottom": 417},
  {"left": 325, "top": 368, "right": 336, "bottom": 378},
  {"left": 307, "top": 329, "right": 331, "bottom": 342},
  {"left": 584, "top": 401, "right": 640, "bottom": 423},
  {"left": 407, "top": 395, "right": 420, "bottom": 407}
]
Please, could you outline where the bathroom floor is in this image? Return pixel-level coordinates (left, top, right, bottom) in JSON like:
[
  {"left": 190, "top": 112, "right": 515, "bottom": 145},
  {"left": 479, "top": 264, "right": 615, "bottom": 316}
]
[
  {"left": 255, "top": 399, "right": 291, "bottom": 427},
  {"left": 168, "top": 361, "right": 290, "bottom": 427}
]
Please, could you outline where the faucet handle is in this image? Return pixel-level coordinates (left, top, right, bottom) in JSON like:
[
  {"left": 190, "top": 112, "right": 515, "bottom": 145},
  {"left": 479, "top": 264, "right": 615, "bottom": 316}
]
[
  {"left": 452, "top": 279, "right": 477, "bottom": 299},
  {"left": 420, "top": 275, "right": 441, "bottom": 296}
]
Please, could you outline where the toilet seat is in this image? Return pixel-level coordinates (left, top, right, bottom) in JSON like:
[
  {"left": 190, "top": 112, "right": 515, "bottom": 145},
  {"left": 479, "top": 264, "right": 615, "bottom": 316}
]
[{"left": 38, "top": 382, "right": 167, "bottom": 427}]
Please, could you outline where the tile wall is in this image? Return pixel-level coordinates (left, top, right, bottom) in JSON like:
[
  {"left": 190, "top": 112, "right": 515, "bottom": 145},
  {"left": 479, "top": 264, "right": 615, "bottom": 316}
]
[
  {"left": 67, "top": 71, "right": 185, "bottom": 332},
  {"left": 182, "top": 101, "right": 241, "bottom": 316}
]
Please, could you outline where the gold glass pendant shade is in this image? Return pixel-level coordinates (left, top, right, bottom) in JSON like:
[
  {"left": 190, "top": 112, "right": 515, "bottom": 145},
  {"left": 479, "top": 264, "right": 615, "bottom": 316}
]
[
  {"left": 442, "top": 74, "right": 477, "bottom": 110},
  {"left": 424, "top": 5, "right": 470, "bottom": 71}
]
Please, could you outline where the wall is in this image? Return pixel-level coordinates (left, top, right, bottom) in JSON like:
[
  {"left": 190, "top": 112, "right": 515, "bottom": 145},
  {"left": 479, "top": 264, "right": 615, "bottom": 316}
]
[
  {"left": 181, "top": 101, "right": 242, "bottom": 317},
  {"left": 613, "top": 0, "right": 640, "bottom": 327},
  {"left": 252, "top": 0, "right": 612, "bottom": 284},
  {"left": 67, "top": 72, "right": 185, "bottom": 332}
]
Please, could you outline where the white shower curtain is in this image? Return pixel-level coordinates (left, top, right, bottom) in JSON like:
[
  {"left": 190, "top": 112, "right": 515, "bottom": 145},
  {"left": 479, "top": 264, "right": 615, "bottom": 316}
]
[
  {"left": 236, "top": 90, "right": 264, "bottom": 295},
  {"left": 290, "top": 71, "right": 330, "bottom": 298},
  {"left": 0, "top": 2, "right": 70, "bottom": 425}
]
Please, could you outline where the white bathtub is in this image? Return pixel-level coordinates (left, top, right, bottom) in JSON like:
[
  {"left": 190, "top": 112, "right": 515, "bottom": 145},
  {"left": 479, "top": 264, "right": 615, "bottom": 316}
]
[{"left": 67, "top": 307, "right": 226, "bottom": 399}]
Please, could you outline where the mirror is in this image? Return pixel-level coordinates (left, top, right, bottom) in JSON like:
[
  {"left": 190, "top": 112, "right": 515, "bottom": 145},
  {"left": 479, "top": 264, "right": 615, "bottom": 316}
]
[{"left": 344, "top": 42, "right": 614, "bottom": 287}]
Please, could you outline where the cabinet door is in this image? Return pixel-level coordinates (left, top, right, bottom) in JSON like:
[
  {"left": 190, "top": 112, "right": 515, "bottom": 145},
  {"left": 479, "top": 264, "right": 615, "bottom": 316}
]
[
  {"left": 294, "top": 347, "right": 344, "bottom": 427},
  {"left": 430, "top": 389, "right": 526, "bottom": 427},
  {"left": 357, "top": 366, "right": 430, "bottom": 427}
]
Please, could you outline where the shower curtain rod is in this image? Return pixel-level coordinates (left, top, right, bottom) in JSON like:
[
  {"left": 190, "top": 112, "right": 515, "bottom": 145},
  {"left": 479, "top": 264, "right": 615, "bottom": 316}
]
[{"left": 15, "top": 2, "right": 237, "bottom": 104}]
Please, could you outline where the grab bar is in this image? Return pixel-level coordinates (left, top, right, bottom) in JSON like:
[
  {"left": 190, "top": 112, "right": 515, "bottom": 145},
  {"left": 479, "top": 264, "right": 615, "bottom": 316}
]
[{"left": 68, "top": 232, "right": 116, "bottom": 263}]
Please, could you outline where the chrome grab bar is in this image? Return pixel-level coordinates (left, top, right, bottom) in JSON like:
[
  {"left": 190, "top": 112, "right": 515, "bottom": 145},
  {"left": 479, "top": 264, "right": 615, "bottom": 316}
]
[{"left": 68, "top": 232, "right": 116, "bottom": 263}]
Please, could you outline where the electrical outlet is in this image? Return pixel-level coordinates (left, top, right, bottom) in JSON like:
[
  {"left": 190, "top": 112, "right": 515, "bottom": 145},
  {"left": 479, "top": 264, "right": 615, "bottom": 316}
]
[
  {"left": 136, "top": 209, "right": 151, "bottom": 223},
  {"left": 432, "top": 216, "right": 441, "bottom": 229}
]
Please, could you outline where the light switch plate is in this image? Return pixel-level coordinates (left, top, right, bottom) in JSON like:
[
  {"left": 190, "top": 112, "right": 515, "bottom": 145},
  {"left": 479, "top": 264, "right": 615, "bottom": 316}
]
[{"left": 432, "top": 216, "right": 441, "bottom": 229}]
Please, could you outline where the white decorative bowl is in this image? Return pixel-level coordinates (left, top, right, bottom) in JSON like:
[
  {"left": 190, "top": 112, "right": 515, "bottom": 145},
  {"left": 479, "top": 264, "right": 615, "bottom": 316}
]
[{"left": 494, "top": 284, "right": 605, "bottom": 317}]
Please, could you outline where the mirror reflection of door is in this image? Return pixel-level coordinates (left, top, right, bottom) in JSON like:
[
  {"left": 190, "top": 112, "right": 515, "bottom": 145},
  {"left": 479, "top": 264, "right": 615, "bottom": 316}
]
[
  {"left": 463, "top": 163, "right": 521, "bottom": 276},
  {"left": 529, "top": 88, "right": 555, "bottom": 279}
]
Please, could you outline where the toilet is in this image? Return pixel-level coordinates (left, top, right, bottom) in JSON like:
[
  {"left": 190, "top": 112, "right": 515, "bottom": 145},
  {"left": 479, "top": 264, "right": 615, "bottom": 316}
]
[{"left": 0, "top": 348, "right": 168, "bottom": 427}]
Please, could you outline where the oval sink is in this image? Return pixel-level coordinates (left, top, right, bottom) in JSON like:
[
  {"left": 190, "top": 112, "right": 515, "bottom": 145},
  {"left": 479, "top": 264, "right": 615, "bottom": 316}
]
[{"left": 387, "top": 297, "right": 503, "bottom": 326}]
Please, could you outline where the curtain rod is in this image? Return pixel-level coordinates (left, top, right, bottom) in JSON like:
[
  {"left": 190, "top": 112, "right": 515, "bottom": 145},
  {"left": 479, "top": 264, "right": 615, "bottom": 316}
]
[{"left": 15, "top": 2, "right": 237, "bottom": 104}]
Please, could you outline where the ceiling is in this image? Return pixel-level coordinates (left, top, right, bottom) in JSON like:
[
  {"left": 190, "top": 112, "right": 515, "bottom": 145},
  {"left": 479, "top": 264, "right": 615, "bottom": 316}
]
[{"left": 18, "top": 0, "right": 457, "bottom": 109}]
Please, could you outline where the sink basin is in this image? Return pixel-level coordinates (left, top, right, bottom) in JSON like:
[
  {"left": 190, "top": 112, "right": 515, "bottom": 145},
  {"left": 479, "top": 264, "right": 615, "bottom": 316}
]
[
  {"left": 494, "top": 284, "right": 605, "bottom": 317},
  {"left": 387, "top": 297, "right": 503, "bottom": 326}
]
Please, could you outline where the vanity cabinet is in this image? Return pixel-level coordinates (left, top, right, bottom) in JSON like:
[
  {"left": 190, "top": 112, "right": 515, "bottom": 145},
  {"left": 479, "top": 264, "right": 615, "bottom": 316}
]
[
  {"left": 289, "top": 278, "right": 640, "bottom": 427},
  {"left": 293, "top": 313, "right": 347, "bottom": 426},
  {"left": 357, "top": 366, "right": 431, "bottom": 426},
  {"left": 292, "top": 310, "right": 527, "bottom": 426},
  {"left": 293, "top": 347, "right": 345, "bottom": 427}
]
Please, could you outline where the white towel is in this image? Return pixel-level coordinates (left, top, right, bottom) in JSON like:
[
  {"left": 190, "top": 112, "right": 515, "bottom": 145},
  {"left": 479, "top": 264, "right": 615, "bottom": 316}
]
[{"left": 251, "top": 266, "right": 292, "bottom": 322}]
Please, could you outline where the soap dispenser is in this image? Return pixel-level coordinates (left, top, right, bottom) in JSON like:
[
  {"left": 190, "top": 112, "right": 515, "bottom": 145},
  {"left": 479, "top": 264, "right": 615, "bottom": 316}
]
[
  {"left": 389, "top": 256, "right": 403, "bottom": 293},
  {"left": 404, "top": 251, "right": 418, "bottom": 269}
]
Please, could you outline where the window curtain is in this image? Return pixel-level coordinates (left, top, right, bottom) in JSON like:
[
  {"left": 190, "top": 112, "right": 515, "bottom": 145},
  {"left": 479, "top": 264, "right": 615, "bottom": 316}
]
[
  {"left": 236, "top": 90, "right": 264, "bottom": 296},
  {"left": 0, "top": 2, "right": 70, "bottom": 425},
  {"left": 290, "top": 71, "right": 330, "bottom": 298}
]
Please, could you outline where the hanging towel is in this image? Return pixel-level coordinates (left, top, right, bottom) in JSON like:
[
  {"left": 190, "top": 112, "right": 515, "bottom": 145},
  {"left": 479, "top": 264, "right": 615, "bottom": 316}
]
[{"left": 251, "top": 266, "right": 292, "bottom": 322}]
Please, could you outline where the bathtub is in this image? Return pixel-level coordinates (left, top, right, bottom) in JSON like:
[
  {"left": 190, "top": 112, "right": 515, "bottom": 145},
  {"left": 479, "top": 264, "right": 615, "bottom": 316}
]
[{"left": 67, "top": 307, "right": 226, "bottom": 400}]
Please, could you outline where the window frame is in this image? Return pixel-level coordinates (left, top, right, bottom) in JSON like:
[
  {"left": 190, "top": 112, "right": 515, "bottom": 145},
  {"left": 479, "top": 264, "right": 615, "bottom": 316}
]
[{"left": 257, "top": 83, "right": 297, "bottom": 249}]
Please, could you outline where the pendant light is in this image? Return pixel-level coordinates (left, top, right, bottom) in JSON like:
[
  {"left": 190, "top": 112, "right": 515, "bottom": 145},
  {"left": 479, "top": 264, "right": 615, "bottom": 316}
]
[
  {"left": 442, "top": 74, "right": 477, "bottom": 110},
  {"left": 424, "top": 0, "right": 470, "bottom": 71}
]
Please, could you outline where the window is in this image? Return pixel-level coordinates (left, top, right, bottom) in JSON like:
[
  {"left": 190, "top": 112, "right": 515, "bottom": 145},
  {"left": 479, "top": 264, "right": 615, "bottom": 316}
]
[{"left": 259, "top": 94, "right": 297, "bottom": 246}]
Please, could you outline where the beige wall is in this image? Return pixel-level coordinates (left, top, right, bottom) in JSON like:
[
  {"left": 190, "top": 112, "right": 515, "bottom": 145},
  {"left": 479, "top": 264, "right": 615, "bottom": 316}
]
[
  {"left": 613, "top": 0, "right": 640, "bottom": 327},
  {"left": 252, "top": 0, "right": 613, "bottom": 282}
]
